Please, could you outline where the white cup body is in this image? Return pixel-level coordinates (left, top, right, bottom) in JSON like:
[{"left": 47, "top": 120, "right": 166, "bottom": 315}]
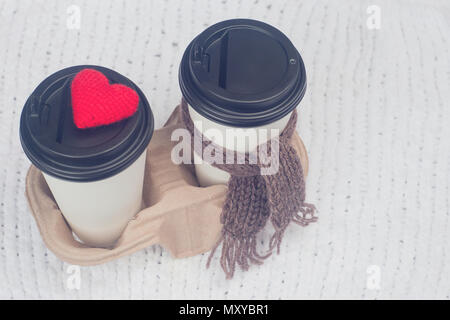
[
  {"left": 187, "top": 104, "right": 292, "bottom": 187},
  {"left": 42, "top": 151, "right": 147, "bottom": 247}
]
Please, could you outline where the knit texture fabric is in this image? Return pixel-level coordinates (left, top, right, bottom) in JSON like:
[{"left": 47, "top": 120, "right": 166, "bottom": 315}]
[
  {"left": 71, "top": 69, "right": 139, "bottom": 129},
  {"left": 180, "top": 100, "right": 317, "bottom": 278}
]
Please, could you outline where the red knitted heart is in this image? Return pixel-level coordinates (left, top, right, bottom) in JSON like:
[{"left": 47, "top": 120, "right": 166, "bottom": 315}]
[{"left": 71, "top": 69, "right": 139, "bottom": 129}]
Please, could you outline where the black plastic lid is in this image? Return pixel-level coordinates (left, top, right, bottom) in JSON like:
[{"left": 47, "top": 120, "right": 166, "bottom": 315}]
[
  {"left": 20, "top": 65, "right": 154, "bottom": 182},
  {"left": 179, "top": 19, "right": 306, "bottom": 128}
]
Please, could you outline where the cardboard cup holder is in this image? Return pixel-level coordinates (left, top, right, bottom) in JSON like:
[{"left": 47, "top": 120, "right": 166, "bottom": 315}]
[{"left": 25, "top": 106, "right": 309, "bottom": 265}]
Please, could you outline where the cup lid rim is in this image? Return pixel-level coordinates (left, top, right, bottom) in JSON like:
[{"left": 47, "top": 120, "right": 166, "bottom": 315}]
[
  {"left": 179, "top": 18, "right": 307, "bottom": 128},
  {"left": 20, "top": 65, "right": 154, "bottom": 182}
]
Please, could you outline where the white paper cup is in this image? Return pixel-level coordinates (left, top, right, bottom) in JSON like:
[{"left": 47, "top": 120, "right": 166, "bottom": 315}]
[
  {"left": 42, "top": 151, "right": 147, "bottom": 247},
  {"left": 20, "top": 65, "right": 154, "bottom": 247},
  {"left": 179, "top": 19, "right": 306, "bottom": 187}
]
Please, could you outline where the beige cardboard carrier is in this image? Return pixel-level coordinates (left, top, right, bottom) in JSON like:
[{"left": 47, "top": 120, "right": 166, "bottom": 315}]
[{"left": 25, "top": 106, "right": 309, "bottom": 265}]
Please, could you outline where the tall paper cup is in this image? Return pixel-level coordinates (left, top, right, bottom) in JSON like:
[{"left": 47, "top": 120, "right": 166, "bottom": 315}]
[
  {"left": 20, "top": 65, "right": 154, "bottom": 247},
  {"left": 179, "top": 19, "right": 307, "bottom": 186}
]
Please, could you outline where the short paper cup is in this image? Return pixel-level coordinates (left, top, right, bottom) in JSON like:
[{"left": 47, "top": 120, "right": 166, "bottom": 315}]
[
  {"left": 20, "top": 65, "right": 154, "bottom": 247},
  {"left": 179, "top": 19, "right": 307, "bottom": 186}
]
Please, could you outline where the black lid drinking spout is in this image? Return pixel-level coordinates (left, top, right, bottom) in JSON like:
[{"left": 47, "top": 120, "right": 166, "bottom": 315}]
[{"left": 179, "top": 19, "right": 307, "bottom": 127}]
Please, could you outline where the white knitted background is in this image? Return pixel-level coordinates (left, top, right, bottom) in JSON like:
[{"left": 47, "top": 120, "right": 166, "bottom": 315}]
[{"left": 0, "top": 0, "right": 449, "bottom": 299}]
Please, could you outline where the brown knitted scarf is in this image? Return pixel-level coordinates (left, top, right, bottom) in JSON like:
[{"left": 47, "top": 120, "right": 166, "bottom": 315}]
[{"left": 180, "top": 99, "right": 317, "bottom": 278}]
